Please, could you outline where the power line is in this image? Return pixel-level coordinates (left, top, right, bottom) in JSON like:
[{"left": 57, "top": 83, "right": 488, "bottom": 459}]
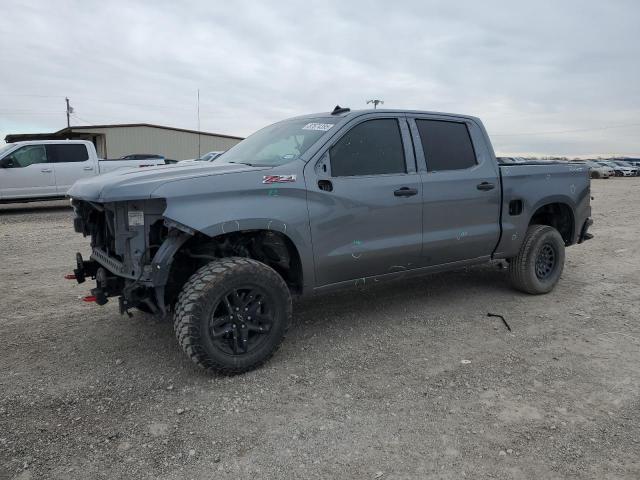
[
  {"left": 70, "top": 113, "right": 95, "bottom": 125},
  {"left": 77, "top": 96, "right": 195, "bottom": 112},
  {"left": 0, "top": 93, "right": 195, "bottom": 113},
  {"left": 0, "top": 95, "right": 60, "bottom": 98},
  {"left": 0, "top": 110, "right": 61, "bottom": 113},
  {"left": 3, "top": 92, "right": 639, "bottom": 139},
  {"left": 0, "top": 112, "right": 62, "bottom": 115}
]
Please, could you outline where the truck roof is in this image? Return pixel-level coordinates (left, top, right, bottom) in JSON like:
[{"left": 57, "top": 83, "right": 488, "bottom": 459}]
[
  {"left": 287, "top": 108, "right": 481, "bottom": 124},
  {"left": 5, "top": 139, "right": 93, "bottom": 147}
]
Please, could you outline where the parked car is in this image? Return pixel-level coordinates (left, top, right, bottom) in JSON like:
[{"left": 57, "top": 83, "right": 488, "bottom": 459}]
[
  {"left": 67, "top": 107, "right": 592, "bottom": 375},
  {"left": 176, "top": 151, "right": 225, "bottom": 165},
  {"left": 497, "top": 156, "right": 528, "bottom": 164},
  {"left": 0, "top": 140, "right": 165, "bottom": 203},
  {"left": 121, "top": 154, "right": 166, "bottom": 161},
  {"left": 597, "top": 160, "right": 635, "bottom": 177},
  {"left": 577, "top": 160, "right": 612, "bottom": 179},
  {"left": 612, "top": 160, "right": 639, "bottom": 176}
]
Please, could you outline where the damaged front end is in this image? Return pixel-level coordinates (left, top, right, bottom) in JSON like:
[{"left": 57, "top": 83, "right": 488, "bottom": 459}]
[{"left": 70, "top": 198, "right": 191, "bottom": 316}]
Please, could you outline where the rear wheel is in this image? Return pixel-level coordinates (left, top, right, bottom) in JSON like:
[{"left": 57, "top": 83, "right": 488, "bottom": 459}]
[
  {"left": 173, "top": 257, "right": 292, "bottom": 375},
  {"left": 508, "top": 225, "right": 565, "bottom": 294}
]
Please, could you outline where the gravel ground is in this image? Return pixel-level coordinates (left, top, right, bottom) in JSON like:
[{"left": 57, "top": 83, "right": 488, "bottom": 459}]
[{"left": 1, "top": 179, "right": 639, "bottom": 480}]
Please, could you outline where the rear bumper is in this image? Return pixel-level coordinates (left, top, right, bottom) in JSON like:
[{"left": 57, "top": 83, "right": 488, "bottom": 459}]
[{"left": 578, "top": 218, "right": 593, "bottom": 244}]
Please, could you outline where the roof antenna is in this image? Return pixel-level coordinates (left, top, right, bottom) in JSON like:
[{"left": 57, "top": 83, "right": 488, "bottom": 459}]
[{"left": 331, "top": 105, "right": 350, "bottom": 115}]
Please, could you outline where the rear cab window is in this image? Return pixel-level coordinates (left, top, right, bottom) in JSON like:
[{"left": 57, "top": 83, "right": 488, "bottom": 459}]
[
  {"left": 46, "top": 144, "right": 89, "bottom": 163},
  {"left": 415, "top": 119, "right": 477, "bottom": 172}
]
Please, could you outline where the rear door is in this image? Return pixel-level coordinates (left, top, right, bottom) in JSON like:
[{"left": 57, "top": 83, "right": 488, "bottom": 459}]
[
  {"left": 305, "top": 115, "right": 423, "bottom": 286},
  {"left": 409, "top": 116, "right": 500, "bottom": 265},
  {"left": 0, "top": 144, "right": 56, "bottom": 199},
  {"left": 47, "top": 143, "right": 95, "bottom": 194}
]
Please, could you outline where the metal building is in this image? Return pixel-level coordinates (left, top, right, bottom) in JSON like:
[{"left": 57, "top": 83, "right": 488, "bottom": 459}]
[{"left": 4, "top": 123, "right": 243, "bottom": 161}]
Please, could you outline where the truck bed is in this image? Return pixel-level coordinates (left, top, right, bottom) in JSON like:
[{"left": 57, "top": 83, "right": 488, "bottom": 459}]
[{"left": 493, "top": 162, "right": 591, "bottom": 259}]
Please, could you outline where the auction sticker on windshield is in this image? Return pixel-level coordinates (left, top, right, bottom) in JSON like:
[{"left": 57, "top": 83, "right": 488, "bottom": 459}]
[{"left": 302, "top": 123, "right": 334, "bottom": 131}]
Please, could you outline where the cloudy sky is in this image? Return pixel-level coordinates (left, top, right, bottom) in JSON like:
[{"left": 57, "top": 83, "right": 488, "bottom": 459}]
[{"left": 1, "top": 0, "right": 639, "bottom": 157}]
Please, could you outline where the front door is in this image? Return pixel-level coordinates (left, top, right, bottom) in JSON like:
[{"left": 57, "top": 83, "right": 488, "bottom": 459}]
[
  {"left": 0, "top": 144, "right": 56, "bottom": 199},
  {"left": 409, "top": 117, "right": 501, "bottom": 265},
  {"left": 305, "top": 116, "right": 423, "bottom": 287}
]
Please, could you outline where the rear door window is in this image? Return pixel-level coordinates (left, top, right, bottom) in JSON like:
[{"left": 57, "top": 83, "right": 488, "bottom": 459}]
[
  {"left": 330, "top": 119, "right": 406, "bottom": 177},
  {"left": 415, "top": 120, "right": 477, "bottom": 172},
  {"left": 46, "top": 144, "right": 89, "bottom": 163}
]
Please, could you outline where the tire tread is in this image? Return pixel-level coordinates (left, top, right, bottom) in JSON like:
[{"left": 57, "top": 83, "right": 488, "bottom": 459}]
[
  {"left": 173, "top": 257, "right": 292, "bottom": 375},
  {"left": 508, "top": 225, "right": 564, "bottom": 294}
]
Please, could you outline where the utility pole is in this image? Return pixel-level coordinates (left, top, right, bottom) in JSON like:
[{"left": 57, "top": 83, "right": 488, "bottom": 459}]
[
  {"left": 367, "top": 99, "right": 384, "bottom": 109},
  {"left": 65, "top": 97, "right": 72, "bottom": 127},
  {"left": 197, "top": 89, "right": 201, "bottom": 158}
]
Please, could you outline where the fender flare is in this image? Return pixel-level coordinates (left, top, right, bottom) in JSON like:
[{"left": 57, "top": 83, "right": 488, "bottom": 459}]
[{"left": 149, "top": 230, "right": 192, "bottom": 314}]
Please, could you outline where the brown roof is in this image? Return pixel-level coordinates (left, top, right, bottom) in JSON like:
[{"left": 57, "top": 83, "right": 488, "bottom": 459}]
[{"left": 5, "top": 123, "right": 243, "bottom": 143}]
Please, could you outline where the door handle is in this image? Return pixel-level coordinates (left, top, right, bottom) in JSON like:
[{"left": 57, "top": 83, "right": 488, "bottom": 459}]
[
  {"left": 394, "top": 187, "right": 418, "bottom": 197},
  {"left": 83, "top": 166, "right": 94, "bottom": 171},
  {"left": 40, "top": 168, "right": 52, "bottom": 173},
  {"left": 476, "top": 182, "right": 495, "bottom": 191}
]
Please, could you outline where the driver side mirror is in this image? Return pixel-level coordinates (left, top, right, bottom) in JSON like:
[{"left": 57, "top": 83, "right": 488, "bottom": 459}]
[{"left": 0, "top": 157, "right": 15, "bottom": 168}]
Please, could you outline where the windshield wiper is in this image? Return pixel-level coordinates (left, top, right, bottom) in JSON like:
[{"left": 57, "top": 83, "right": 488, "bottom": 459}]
[
  {"left": 227, "top": 161, "right": 271, "bottom": 167},
  {"left": 228, "top": 161, "right": 259, "bottom": 166}
]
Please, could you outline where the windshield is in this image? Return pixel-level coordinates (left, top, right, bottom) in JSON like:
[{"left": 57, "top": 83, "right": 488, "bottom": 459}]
[
  {"left": 0, "top": 143, "right": 16, "bottom": 157},
  {"left": 215, "top": 118, "right": 335, "bottom": 167},
  {"left": 201, "top": 152, "right": 222, "bottom": 162}
]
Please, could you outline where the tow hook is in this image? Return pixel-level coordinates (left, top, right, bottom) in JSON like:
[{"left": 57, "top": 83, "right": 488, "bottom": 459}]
[
  {"left": 87, "top": 287, "right": 108, "bottom": 305},
  {"left": 73, "top": 252, "right": 86, "bottom": 283},
  {"left": 67, "top": 252, "right": 98, "bottom": 284}
]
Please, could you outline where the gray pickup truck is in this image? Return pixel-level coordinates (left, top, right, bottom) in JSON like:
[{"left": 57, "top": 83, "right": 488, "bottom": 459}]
[{"left": 68, "top": 107, "right": 593, "bottom": 374}]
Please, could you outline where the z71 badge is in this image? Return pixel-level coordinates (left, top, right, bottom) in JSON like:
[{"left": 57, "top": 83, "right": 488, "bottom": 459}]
[{"left": 262, "top": 175, "right": 297, "bottom": 184}]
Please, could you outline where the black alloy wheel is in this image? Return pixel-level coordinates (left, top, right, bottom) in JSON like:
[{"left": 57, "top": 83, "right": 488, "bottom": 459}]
[
  {"left": 208, "top": 286, "right": 274, "bottom": 355},
  {"left": 535, "top": 243, "right": 557, "bottom": 280}
]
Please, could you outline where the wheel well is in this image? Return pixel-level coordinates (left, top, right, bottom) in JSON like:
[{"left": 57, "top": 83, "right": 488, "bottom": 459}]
[
  {"left": 165, "top": 229, "right": 303, "bottom": 306},
  {"left": 529, "top": 203, "right": 574, "bottom": 245}
]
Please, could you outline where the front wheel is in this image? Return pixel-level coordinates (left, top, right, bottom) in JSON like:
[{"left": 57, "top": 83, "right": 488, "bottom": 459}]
[
  {"left": 173, "top": 257, "right": 292, "bottom": 375},
  {"left": 508, "top": 225, "right": 565, "bottom": 294}
]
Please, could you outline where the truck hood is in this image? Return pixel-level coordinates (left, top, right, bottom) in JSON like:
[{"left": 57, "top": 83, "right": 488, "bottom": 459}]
[{"left": 67, "top": 162, "right": 269, "bottom": 202}]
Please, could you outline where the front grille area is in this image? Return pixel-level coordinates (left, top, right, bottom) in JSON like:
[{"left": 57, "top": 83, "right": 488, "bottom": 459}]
[
  {"left": 90, "top": 247, "right": 132, "bottom": 278},
  {"left": 73, "top": 198, "right": 168, "bottom": 281}
]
